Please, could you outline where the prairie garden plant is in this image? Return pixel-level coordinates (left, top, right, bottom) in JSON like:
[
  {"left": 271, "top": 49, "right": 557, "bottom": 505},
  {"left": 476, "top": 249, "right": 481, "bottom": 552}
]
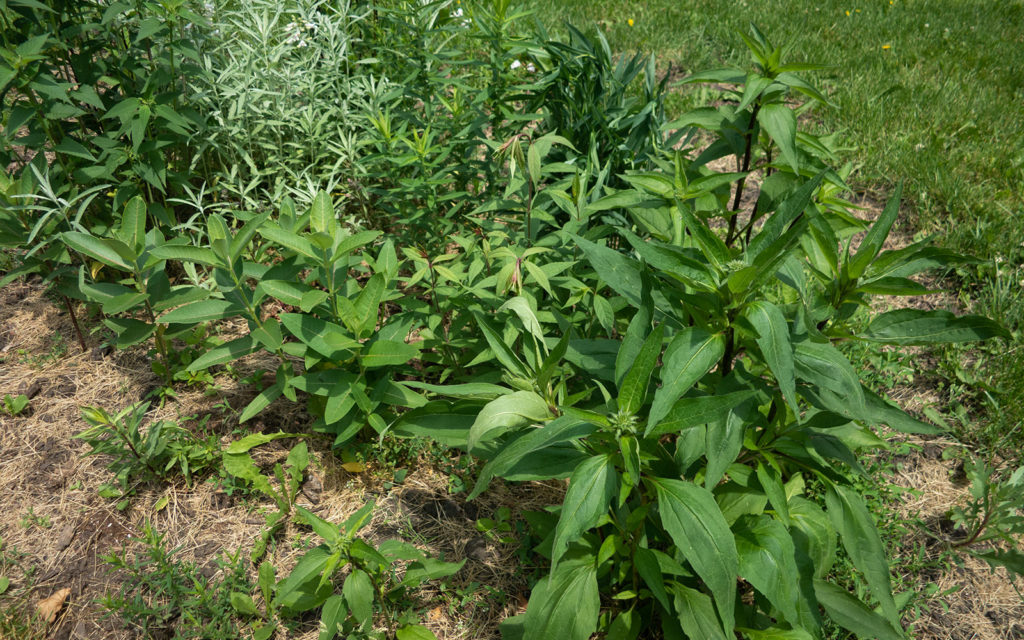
[{"left": 0, "top": 2, "right": 1021, "bottom": 639}]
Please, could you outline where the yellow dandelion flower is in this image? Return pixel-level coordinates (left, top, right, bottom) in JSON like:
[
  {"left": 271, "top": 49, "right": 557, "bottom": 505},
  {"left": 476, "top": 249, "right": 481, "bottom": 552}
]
[
  {"left": 882, "top": 44, "right": 891, "bottom": 49},
  {"left": 845, "top": 10, "right": 850, "bottom": 16},
  {"left": 627, "top": 18, "right": 634, "bottom": 26}
]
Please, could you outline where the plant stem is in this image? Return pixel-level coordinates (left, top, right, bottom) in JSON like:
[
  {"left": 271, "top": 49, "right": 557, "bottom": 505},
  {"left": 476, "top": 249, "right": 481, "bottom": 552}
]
[
  {"left": 726, "top": 103, "right": 761, "bottom": 247},
  {"left": 62, "top": 295, "right": 88, "bottom": 351}
]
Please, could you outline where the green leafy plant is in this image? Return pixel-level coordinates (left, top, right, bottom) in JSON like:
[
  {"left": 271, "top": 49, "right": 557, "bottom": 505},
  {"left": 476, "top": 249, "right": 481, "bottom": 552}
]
[
  {"left": 1, "top": 394, "right": 29, "bottom": 416},
  {"left": 101, "top": 523, "right": 253, "bottom": 640},
  {"left": 265, "top": 501, "right": 464, "bottom": 640},
  {"left": 220, "top": 433, "right": 310, "bottom": 562},
  {"left": 75, "top": 402, "right": 220, "bottom": 507},
  {"left": 937, "top": 451, "right": 1024, "bottom": 575}
]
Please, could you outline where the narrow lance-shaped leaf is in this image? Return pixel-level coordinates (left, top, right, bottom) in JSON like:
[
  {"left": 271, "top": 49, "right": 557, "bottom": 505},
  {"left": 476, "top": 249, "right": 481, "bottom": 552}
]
[
  {"left": 648, "top": 329, "right": 725, "bottom": 430},
  {"left": 745, "top": 301, "right": 798, "bottom": 414},
  {"left": 615, "top": 274, "right": 655, "bottom": 387},
  {"left": 551, "top": 455, "right": 617, "bottom": 569},
  {"left": 847, "top": 185, "right": 902, "bottom": 280},
  {"left": 652, "top": 477, "right": 738, "bottom": 635},
  {"left": 758, "top": 102, "right": 799, "bottom": 175},
  {"left": 824, "top": 485, "right": 899, "bottom": 627},
  {"left": 617, "top": 325, "right": 664, "bottom": 416},
  {"left": 813, "top": 581, "right": 903, "bottom": 640},
  {"left": 863, "top": 309, "right": 1010, "bottom": 345}
]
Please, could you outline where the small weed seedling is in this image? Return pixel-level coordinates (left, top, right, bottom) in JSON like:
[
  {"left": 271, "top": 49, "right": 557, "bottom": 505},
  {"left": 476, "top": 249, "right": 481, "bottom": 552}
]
[
  {"left": 1, "top": 394, "right": 29, "bottom": 417},
  {"left": 221, "top": 433, "right": 309, "bottom": 562}
]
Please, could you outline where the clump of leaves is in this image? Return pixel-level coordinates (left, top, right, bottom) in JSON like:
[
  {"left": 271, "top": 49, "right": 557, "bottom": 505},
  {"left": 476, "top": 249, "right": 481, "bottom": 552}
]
[
  {"left": 101, "top": 523, "right": 252, "bottom": 640},
  {"left": 261, "top": 502, "right": 464, "bottom": 640},
  {"left": 1, "top": 394, "right": 30, "bottom": 416},
  {"left": 938, "top": 451, "right": 1024, "bottom": 574},
  {"left": 220, "top": 433, "right": 310, "bottom": 562},
  {"left": 75, "top": 403, "right": 220, "bottom": 507}
]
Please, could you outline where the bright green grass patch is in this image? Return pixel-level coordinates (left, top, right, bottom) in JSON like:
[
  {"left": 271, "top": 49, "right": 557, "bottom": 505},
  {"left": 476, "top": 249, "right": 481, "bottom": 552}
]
[{"left": 532, "top": 0, "right": 1024, "bottom": 259}]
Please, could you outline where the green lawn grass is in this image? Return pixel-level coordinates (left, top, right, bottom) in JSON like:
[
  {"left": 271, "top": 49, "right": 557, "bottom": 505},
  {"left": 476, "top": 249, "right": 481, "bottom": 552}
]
[{"left": 528, "top": 0, "right": 1024, "bottom": 447}]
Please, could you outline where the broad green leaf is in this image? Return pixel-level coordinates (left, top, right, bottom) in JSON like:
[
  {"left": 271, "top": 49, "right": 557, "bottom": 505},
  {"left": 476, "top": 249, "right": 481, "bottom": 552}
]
[
  {"left": 390, "top": 402, "right": 478, "bottom": 447},
  {"left": 794, "top": 341, "right": 864, "bottom": 416},
  {"left": 396, "top": 626, "right": 439, "bottom": 640},
  {"left": 469, "top": 416, "right": 593, "bottom": 500},
  {"left": 523, "top": 556, "right": 600, "bottom": 640},
  {"left": 648, "top": 329, "right": 725, "bottom": 430},
  {"left": 467, "top": 391, "right": 550, "bottom": 452},
  {"left": 618, "top": 325, "right": 664, "bottom": 416},
  {"left": 319, "top": 595, "right": 347, "bottom": 640},
  {"left": 229, "top": 592, "right": 257, "bottom": 616},
  {"left": 648, "top": 389, "right": 758, "bottom": 436},
  {"left": 813, "top": 581, "right": 903, "bottom": 640},
  {"left": 274, "top": 546, "right": 334, "bottom": 612},
  {"left": 279, "top": 313, "right": 358, "bottom": 360},
  {"left": 758, "top": 103, "right": 799, "bottom": 174},
  {"left": 188, "top": 335, "right": 257, "bottom": 371},
  {"left": 335, "top": 230, "right": 382, "bottom": 258},
  {"left": 551, "top": 455, "right": 617, "bottom": 569},
  {"left": 345, "top": 273, "right": 385, "bottom": 336},
  {"left": 102, "top": 291, "right": 148, "bottom": 315},
  {"left": 343, "top": 569, "right": 373, "bottom": 628},
  {"left": 103, "top": 317, "right": 156, "bottom": 348},
  {"left": 705, "top": 410, "right": 745, "bottom": 488},
  {"left": 745, "top": 301, "right": 798, "bottom": 414},
  {"left": 573, "top": 234, "right": 644, "bottom": 308},
  {"left": 362, "top": 340, "right": 419, "bottom": 368},
  {"left": 653, "top": 477, "right": 737, "bottom": 634},
  {"left": 158, "top": 299, "right": 245, "bottom": 324},
  {"left": 148, "top": 244, "right": 220, "bottom": 267},
  {"left": 120, "top": 196, "right": 146, "bottom": 251},
  {"left": 260, "top": 226, "right": 317, "bottom": 260},
  {"left": 733, "top": 514, "right": 803, "bottom": 626},
  {"left": 150, "top": 285, "right": 210, "bottom": 312},
  {"left": 226, "top": 431, "right": 296, "bottom": 454},
  {"left": 402, "top": 557, "right": 466, "bottom": 587},
  {"left": 671, "top": 583, "right": 728, "bottom": 640},
  {"left": 825, "top": 485, "right": 898, "bottom": 626},
  {"left": 310, "top": 190, "right": 334, "bottom": 235},
  {"left": 863, "top": 309, "right": 1010, "bottom": 345},
  {"left": 257, "top": 280, "right": 308, "bottom": 307},
  {"left": 62, "top": 231, "right": 132, "bottom": 271}
]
